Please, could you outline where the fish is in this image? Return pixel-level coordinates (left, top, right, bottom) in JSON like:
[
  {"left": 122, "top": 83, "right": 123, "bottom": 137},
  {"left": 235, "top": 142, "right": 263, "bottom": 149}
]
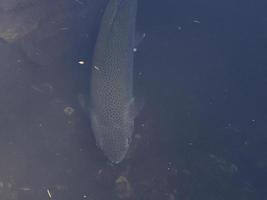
[{"left": 90, "top": 0, "right": 141, "bottom": 164}]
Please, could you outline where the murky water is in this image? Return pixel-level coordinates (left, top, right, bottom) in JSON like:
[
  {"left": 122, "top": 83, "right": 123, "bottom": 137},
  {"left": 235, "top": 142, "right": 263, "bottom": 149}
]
[{"left": 0, "top": 0, "right": 266, "bottom": 199}]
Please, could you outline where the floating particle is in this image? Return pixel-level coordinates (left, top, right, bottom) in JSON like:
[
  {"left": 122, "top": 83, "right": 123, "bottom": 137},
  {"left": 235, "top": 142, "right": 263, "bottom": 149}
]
[
  {"left": 47, "top": 189, "right": 52, "bottom": 198},
  {"left": 94, "top": 65, "right": 100, "bottom": 71},
  {"left": 193, "top": 20, "right": 200, "bottom": 23},
  {"left": 78, "top": 60, "right": 85, "bottom": 65},
  {"left": 64, "top": 106, "right": 75, "bottom": 116}
]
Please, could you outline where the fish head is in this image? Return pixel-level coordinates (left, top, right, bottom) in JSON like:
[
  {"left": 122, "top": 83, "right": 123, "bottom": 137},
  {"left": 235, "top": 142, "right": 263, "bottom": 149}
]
[{"left": 91, "top": 113, "right": 134, "bottom": 164}]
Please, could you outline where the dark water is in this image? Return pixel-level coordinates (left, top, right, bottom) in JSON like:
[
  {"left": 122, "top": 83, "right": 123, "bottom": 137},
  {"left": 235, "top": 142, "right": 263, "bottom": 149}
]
[{"left": 0, "top": 0, "right": 267, "bottom": 199}]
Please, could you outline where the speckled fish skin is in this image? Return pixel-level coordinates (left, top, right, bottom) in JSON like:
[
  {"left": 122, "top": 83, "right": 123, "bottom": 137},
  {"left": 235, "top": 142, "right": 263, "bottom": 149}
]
[{"left": 90, "top": 0, "right": 138, "bottom": 164}]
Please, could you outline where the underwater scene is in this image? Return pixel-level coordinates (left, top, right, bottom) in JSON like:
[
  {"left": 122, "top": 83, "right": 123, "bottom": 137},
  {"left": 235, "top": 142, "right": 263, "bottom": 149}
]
[{"left": 0, "top": 0, "right": 266, "bottom": 199}]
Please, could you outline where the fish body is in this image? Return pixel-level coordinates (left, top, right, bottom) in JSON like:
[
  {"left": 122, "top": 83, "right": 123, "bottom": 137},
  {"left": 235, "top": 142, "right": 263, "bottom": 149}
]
[{"left": 90, "top": 0, "right": 138, "bottom": 163}]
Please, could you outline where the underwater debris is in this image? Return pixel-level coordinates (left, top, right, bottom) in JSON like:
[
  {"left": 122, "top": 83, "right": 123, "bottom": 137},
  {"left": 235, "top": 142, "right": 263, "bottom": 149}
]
[
  {"left": 115, "top": 176, "right": 133, "bottom": 199},
  {"left": 47, "top": 189, "right": 52, "bottom": 199},
  {"left": 193, "top": 19, "right": 200, "bottom": 23},
  {"left": 0, "top": 181, "right": 18, "bottom": 200},
  {"left": 64, "top": 106, "right": 75, "bottom": 116}
]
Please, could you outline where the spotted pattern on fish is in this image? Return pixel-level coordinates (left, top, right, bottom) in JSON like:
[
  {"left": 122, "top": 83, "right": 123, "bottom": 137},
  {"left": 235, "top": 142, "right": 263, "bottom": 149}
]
[{"left": 90, "top": 0, "right": 138, "bottom": 163}]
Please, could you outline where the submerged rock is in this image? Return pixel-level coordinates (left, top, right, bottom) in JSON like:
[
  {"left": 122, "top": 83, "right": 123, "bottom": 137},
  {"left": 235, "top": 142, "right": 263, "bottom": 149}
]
[
  {"left": 0, "top": 3, "right": 40, "bottom": 43},
  {"left": 115, "top": 176, "right": 133, "bottom": 199},
  {"left": 0, "top": 0, "right": 36, "bottom": 11},
  {"left": 0, "top": 181, "right": 18, "bottom": 200}
]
